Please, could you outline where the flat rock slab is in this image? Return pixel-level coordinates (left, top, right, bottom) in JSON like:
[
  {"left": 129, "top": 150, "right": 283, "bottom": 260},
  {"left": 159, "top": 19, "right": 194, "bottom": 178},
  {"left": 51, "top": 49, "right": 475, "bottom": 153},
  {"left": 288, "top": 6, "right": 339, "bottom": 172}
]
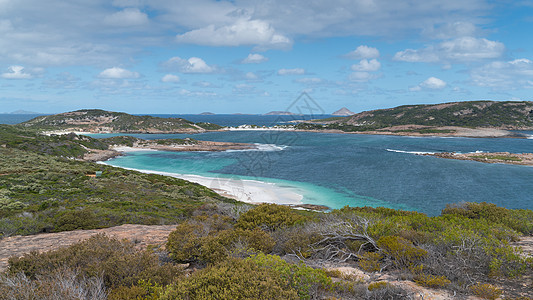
[{"left": 0, "top": 224, "right": 177, "bottom": 272}]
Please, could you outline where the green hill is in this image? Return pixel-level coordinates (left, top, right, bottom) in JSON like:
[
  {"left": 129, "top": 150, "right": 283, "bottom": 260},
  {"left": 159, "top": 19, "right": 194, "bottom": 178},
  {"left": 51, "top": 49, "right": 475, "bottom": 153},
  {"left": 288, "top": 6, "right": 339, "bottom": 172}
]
[
  {"left": 318, "top": 101, "right": 533, "bottom": 130},
  {"left": 19, "top": 109, "right": 222, "bottom": 133}
]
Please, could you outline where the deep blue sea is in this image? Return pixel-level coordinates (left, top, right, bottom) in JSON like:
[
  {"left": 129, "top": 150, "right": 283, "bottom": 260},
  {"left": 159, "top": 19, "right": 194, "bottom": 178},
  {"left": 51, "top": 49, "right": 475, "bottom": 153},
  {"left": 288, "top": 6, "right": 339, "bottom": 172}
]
[{"left": 2, "top": 114, "right": 532, "bottom": 216}]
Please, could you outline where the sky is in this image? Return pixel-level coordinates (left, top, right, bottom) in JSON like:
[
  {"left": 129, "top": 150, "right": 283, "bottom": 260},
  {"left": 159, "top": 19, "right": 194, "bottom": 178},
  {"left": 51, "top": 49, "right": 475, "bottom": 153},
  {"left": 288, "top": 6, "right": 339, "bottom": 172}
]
[{"left": 1, "top": 0, "right": 533, "bottom": 114}]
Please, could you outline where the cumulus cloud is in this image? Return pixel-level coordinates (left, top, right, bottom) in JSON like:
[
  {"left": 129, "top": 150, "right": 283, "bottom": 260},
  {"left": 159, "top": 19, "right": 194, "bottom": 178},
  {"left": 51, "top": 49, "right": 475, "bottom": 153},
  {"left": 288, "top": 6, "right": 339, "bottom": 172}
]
[
  {"left": 161, "top": 74, "right": 180, "bottom": 83},
  {"left": 278, "top": 68, "right": 305, "bottom": 75},
  {"left": 1, "top": 65, "right": 33, "bottom": 79},
  {"left": 104, "top": 8, "right": 149, "bottom": 26},
  {"left": 98, "top": 67, "right": 140, "bottom": 79},
  {"left": 345, "top": 45, "right": 380, "bottom": 59},
  {"left": 241, "top": 53, "right": 268, "bottom": 64},
  {"left": 394, "top": 37, "right": 504, "bottom": 64},
  {"left": 351, "top": 59, "right": 381, "bottom": 72},
  {"left": 176, "top": 18, "right": 291, "bottom": 49},
  {"left": 162, "top": 57, "right": 215, "bottom": 73},
  {"left": 422, "top": 21, "right": 478, "bottom": 39},
  {"left": 349, "top": 71, "right": 379, "bottom": 82},
  {"left": 410, "top": 77, "right": 447, "bottom": 91},
  {"left": 470, "top": 58, "right": 533, "bottom": 89}
]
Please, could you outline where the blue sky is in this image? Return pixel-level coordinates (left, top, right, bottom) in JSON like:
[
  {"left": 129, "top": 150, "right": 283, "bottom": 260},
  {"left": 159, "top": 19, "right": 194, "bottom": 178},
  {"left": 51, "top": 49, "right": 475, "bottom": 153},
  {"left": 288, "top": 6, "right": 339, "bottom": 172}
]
[{"left": 1, "top": 0, "right": 533, "bottom": 114}]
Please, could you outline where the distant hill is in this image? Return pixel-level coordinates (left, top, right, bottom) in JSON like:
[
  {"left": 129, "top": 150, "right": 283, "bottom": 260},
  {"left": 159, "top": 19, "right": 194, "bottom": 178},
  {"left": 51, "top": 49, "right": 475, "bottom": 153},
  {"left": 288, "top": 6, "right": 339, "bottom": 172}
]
[
  {"left": 9, "top": 110, "right": 41, "bottom": 114},
  {"left": 199, "top": 112, "right": 215, "bottom": 115},
  {"left": 332, "top": 107, "right": 355, "bottom": 116},
  {"left": 19, "top": 109, "right": 223, "bottom": 133},
  {"left": 324, "top": 101, "right": 533, "bottom": 129},
  {"left": 263, "top": 111, "right": 301, "bottom": 115}
]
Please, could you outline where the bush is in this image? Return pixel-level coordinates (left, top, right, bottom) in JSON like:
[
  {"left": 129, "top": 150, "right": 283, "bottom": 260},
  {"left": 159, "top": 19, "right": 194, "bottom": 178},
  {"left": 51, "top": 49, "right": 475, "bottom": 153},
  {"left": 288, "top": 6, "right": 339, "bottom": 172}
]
[
  {"left": 377, "top": 236, "right": 427, "bottom": 268},
  {"left": 167, "top": 215, "right": 275, "bottom": 263},
  {"left": 414, "top": 273, "right": 451, "bottom": 288},
  {"left": 469, "top": 283, "right": 502, "bottom": 300},
  {"left": 0, "top": 269, "right": 107, "bottom": 300},
  {"left": 159, "top": 257, "right": 300, "bottom": 300},
  {"left": 8, "top": 234, "right": 183, "bottom": 288},
  {"left": 236, "top": 204, "right": 308, "bottom": 231},
  {"left": 52, "top": 208, "right": 99, "bottom": 232},
  {"left": 358, "top": 252, "right": 383, "bottom": 272}
]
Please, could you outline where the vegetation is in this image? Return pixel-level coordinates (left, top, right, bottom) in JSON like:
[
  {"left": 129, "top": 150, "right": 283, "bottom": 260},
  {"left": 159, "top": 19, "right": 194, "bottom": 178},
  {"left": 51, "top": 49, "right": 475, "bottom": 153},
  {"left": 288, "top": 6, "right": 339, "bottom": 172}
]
[
  {"left": 470, "top": 154, "right": 522, "bottom": 161},
  {"left": 19, "top": 109, "right": 223, "bottom": 132},
  {"left": 0, "top": 146, "right": 237, "bottom": 237},
  {"left": 1, "top": 117, "right": 532, "bottom": 299},
  {"left": 312, "top": 100, "right": 533, "bottom": 131}
]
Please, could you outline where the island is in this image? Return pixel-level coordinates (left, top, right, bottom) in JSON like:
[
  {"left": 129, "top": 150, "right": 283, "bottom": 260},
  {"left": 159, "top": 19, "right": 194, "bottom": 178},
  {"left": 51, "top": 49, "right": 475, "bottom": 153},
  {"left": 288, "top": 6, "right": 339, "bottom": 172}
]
[
  {"left": 332, "top": 107, "right": 355, "bottom": 116},
  {"left": 422, "top": 151, "right": 533, "bottom": 166}
]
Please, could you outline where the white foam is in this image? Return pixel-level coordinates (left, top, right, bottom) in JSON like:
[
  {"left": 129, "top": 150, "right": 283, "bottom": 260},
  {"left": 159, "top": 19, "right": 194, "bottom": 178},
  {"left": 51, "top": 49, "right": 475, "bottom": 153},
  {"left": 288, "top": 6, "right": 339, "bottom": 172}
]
[
  {"left": 386, "top": 149, "right": 435, "bottom": 155},
  {"left": 98, "top": 163, "right": 303, "bottom": 205},
  {"left": 225, "top": 143, "right": 288, "bottom": 152}
]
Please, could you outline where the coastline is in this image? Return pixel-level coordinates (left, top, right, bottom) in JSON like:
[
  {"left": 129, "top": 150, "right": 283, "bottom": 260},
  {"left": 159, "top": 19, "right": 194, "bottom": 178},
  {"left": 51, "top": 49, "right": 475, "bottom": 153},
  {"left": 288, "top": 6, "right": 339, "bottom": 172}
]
[
  {"left": 98, "top": 162, "right": 305, "bottom": 206},
  {"left": 422, "top": 151, "right": 533, "bottom": 166}
]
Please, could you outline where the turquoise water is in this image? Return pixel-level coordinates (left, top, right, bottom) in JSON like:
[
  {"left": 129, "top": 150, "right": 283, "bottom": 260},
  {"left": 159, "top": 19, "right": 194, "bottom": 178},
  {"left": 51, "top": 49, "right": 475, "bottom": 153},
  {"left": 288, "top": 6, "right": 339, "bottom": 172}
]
[{"left": 98, "top": 131, "right": 533, "bottom": 216}]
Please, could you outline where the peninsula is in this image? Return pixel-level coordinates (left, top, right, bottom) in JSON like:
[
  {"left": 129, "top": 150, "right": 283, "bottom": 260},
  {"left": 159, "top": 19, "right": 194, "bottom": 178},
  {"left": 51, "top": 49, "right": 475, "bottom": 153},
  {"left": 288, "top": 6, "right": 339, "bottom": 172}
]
[
  {"left": 423, "top": 151, "right": 533, "bottom": 166},
  {"left": 20, "top": 109, "right": 223, "bottom": 133},
  {"left": 295, "top": 100, "right": 533, "bottom": 138}
]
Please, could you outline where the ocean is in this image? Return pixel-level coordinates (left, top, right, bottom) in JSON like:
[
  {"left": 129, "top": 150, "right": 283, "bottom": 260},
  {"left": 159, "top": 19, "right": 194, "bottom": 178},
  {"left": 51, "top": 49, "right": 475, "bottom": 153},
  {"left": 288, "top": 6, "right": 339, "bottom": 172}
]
[{"left": 2, "top": 114, "right": 532, "bottom": 216}]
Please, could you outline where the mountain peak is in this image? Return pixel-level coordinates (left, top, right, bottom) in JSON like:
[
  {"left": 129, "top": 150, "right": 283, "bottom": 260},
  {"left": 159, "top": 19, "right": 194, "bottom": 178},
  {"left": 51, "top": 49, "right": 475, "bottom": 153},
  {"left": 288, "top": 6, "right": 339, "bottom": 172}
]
[{"left": 332, "top": 107, "right": 355, "bottom": 116}]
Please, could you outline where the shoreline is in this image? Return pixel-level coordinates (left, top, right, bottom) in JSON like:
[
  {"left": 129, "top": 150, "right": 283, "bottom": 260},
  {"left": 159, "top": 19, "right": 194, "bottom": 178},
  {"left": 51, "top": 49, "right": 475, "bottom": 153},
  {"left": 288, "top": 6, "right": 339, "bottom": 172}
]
[
  {"left": 98, "top": 162, "right": 305, "bottom": 206},
  {"left": 422, "top": 151, "right": 533, "bottom": 166}
]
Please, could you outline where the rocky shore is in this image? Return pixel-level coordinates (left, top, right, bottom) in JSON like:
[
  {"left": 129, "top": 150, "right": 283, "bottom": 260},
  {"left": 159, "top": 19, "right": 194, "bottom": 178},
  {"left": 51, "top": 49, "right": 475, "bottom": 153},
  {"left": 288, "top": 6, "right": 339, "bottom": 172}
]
[{"left": 423, "top": 151, "right": 533, "bottom": 166}]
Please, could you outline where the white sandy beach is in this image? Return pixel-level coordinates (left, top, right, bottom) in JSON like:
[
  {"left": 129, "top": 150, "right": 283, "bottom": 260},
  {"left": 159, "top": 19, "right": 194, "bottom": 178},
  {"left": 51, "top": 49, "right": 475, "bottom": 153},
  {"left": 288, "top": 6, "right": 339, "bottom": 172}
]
[{"left": 98, "top": 162, "right": 303, "bottom": 205}]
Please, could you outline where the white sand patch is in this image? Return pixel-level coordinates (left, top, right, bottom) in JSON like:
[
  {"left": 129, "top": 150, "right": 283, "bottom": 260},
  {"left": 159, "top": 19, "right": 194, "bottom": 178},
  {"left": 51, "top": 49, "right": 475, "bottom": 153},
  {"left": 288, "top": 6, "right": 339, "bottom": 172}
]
[
  {"left": 111, "top": 146, "right": 158, "bottom": 152},
  {"left": 98, "top": 163, "right": 303, "bottom": 205},
  {"left": 42, "top": 130, "right": 93, "bottom": 136}
]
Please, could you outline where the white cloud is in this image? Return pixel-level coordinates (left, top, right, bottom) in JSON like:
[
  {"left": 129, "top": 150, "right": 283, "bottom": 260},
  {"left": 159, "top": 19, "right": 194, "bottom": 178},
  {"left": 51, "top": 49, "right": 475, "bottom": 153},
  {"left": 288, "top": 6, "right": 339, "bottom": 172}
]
[
  {"left": 161, "top": 74, "right": 180, "bottom": 83},
  {"left": 245, "top": 72, "right": 258, "bottom": 80},
  {"left": 278, "top": 68, "right": 305, "bottom": 75},
  {"left": 98, "top": 67, "right": 140, "bottom": 79},
  {"left": 470, "top": 58, "right": 533, "bottom": 89},
  {"left": 1, "top": 66, "right": 33, "bottom": 79},
  {"left": 241, "top": 53, "right": 268, "bottom": 64},
  {"left": 349, "top": 72, "right": 379, "bottom": 82},
  {"left": 410, "top": 77, "right": 447, "bottom": 91},
  {"left": 104, "top": 8, "right": 149, "bottom": 26},
  {"left": 422, "top": 21, "right": 478, "bottom": 39},
  {"left": 176, "top": 18, "right": 291, "bottom": 49},
  {"left": 162, "top": 57, "right": 215, "bottom": 74},
  {"left": 351, "top": 59, "right": 381, "bottom": 72},
  {"left": 345, "top": 45, "right": 380, "bottom": 59},
  {"left": 295, "top": 77, "right": 323, "bottom": 84},
  {"left": 394, "top": 37, "right": 504, "bottom": 64}
]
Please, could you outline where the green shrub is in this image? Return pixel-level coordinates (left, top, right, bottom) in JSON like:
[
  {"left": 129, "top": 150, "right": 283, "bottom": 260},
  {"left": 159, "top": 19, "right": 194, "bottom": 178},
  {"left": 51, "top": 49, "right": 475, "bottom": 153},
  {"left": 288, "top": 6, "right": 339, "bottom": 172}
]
[
  {"left": 249, "top": 253, "right": 334, "bottom": 299},
  {"left": 358, "top": 252, "right": 382, "bottom": 272},
  {"left": 469, "top": 283, "right": 502, "bottom": 300},
  {"left": 236, "top": 204, "right": 308, "bottom": 231},
  {"left": 377, "top": 236, "right": 427, "bottom": 268},
  {"left": 160, "top": 257, "right": 300, "bottom": 300},
  {"left": 414, "top": 273, "right": 451, "bottom": 288},
  {"left": 8, "top": 234, "right": 183, "bottom": 288},
  {"left": 52, "top": 208, "right": 99, "bottom": 232},
  {"left": 367, "top": 281, "right": 389, "bottom": 291}
]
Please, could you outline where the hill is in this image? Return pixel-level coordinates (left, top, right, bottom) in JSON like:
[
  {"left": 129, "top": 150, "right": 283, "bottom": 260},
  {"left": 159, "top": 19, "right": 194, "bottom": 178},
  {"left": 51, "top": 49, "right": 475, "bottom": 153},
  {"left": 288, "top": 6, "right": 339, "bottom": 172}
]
[
  {"left": 19, "top": 109, "right": 222, "bottom": 133},
  {"left": 327, "top": 101, "right": 533, "bottom": 129},
  {"left": 332, "top": 107, "right": 355, "bottom": 116}
]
